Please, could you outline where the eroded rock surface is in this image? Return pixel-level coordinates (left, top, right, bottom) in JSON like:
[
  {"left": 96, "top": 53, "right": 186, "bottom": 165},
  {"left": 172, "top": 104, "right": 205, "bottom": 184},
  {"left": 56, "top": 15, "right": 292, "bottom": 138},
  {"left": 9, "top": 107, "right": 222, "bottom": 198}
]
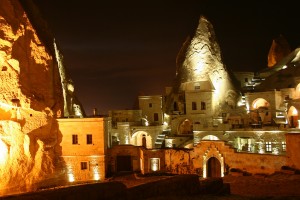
[
  {"left": 0, "top": 0, "right": 80, "bottom": 193},
  {"left": 165, "top": 15, "right": 240, "bottom": 115}
]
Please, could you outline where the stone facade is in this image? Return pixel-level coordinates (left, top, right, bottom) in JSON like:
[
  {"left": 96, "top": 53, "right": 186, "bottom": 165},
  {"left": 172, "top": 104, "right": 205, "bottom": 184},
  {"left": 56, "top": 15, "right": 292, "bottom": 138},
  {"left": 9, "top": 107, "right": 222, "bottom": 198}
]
[
  {"left": 105, "top": 15, "right": 300, "bottom": 179},
  {"left": 58, "top": 118, "right": 108, "bottom": 182},
  {"left": 2, "top": 1, "right": 300, "bottom": 194}
]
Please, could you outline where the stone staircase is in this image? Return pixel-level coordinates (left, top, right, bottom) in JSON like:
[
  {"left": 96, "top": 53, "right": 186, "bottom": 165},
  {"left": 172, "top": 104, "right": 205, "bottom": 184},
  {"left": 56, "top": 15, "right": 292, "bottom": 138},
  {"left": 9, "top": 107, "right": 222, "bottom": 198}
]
[{"left": 154, "top": 130, "right": 169, "bottom": 148}]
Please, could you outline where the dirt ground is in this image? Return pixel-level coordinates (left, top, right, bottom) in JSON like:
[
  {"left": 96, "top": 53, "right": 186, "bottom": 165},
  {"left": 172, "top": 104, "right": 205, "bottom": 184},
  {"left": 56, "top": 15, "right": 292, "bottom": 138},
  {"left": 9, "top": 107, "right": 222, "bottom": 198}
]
[
  {"left": 112, "top": 172, "right": 300, "bottom": 200},
  {"left": 221, "top": 172, "right": 300, "bottom": 199}
]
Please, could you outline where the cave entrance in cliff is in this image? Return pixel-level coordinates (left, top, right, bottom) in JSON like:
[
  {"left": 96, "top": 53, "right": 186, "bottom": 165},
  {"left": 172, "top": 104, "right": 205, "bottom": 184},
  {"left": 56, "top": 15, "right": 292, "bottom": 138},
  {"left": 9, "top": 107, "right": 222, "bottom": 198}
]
[
  {"left": 206, "top": 157, "right": 221, "bottom": 178},
  {"left": 116, "top": 155, "right": 132, "bottom": 172}
]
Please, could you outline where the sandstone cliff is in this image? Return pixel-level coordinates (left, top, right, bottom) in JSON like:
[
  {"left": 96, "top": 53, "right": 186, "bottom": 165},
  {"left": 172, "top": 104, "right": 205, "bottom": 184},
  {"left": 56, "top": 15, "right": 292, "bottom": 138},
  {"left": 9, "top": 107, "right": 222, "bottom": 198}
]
[{"left": 0, "top": 0, "right": 82, "bottom": 193}]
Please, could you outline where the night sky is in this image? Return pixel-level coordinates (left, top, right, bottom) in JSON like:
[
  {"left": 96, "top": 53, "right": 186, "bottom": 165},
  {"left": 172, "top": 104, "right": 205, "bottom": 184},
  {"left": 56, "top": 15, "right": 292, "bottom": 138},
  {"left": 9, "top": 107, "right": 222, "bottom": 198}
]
[{"left": 32, "top": 0, "right": 300, "bottom": 116}]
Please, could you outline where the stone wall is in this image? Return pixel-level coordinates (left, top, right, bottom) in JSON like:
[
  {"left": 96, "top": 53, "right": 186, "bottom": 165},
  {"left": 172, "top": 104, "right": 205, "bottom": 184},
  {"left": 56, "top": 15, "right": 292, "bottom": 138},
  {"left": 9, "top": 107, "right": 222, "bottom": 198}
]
[
  {"left": 286, "top": 133, "right": 300, "bottom": 169},
  {"left": 164, "top": 141, "right": 287, "bottom": 176},
  {"left": 107, "top": 145, "right": 142, "bottom": 174},
  {"left": 57, "top": 118, "right": 106, "bottom": 182}
]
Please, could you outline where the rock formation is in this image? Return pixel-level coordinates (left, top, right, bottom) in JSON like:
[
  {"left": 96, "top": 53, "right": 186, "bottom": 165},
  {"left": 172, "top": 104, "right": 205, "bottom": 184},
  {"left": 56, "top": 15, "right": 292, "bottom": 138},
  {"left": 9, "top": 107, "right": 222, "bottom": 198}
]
[
  {"left": 0, "top": 0, "right": 83, "bottom": 193},
  {"left": 267, "top": 34, "right": 291, "bottom": 68},
  {"left": 257, "top": 48, "right": 300, "bottom": 91},
  {"left": 165, "top": 15, "right": 240, "bottom": 115}
]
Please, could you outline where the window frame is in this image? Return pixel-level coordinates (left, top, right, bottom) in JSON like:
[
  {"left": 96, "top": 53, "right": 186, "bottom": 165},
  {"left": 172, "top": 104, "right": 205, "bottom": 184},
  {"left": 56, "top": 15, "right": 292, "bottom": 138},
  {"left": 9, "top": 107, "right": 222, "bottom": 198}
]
[
  {"left": 192, "top": 102, "right": 197, "bottom": 110},
  {"left": 201, "top": 101, "right": 206, "bottom": 110},
  {"left": 72, "top": 134, "right": 78, "bottom": 145},
  {"left": 265, "top": 141, "right": 272, "bottom": 152},
  {"left": 81, "top": 161, "right": 88, "bottom": 170},
  {"left": 86, "top": 134, "right": 93, "bottom": 145}
]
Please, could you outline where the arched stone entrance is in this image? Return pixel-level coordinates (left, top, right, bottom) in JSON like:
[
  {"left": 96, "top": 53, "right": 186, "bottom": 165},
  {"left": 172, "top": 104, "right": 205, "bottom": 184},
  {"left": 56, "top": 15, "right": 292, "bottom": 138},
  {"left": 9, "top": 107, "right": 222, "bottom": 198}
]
[
  {"left": 250, "top": 98, "right": 271, "bottom": 125},
  {"left": 287, "top": 106, "right": 298, "bottom": 128},
  {"left": 207, "top": 157, "right": 221, "bottom": 177},
  {"left": 130, "top": 131, "right": 152, "bottom": 148},
  {"left": 202, "top": 143, "right": 224, "bottom": 178}
]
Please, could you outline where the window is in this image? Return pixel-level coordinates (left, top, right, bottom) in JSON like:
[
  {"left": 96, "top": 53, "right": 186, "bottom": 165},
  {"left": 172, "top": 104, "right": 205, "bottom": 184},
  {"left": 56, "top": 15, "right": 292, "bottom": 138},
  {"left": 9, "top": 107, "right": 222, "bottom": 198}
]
[
  {"left": 149, "top": 103, "right": 152, "bottom": 108},
  {"left": 150, "top": 158, "right": 160, "bottom": 171},
  {"left": 201, "top": 102, "right": 206, "bottom": 110},
  {"left": 245, "top": 78, "right": 248, "bottom": 82},
  {"left": 87, "top": 134, "right": 93, "bottom": 144},
  {"left": 195, "top": 85, "right": 200, "bottom": 90},
  {"left": 173, "top": 102, "right": 178, "bottom": 111},
  {"left": 282, "top": 141, "right": 286, "bottom": 151},
  {"left": 192, "top": 102, "right": 197, "bottom": 110},
  {"left": 81, "top": 162, "right": 88, "bottom": 170},
  {"left": 154, "top": 113, "right": 159, "bottom": 121},
  {"left": 72, "top": 134, "right": 78, "bottom": 144},
  {"left": 265, "top": 142, "right": 272, "bottom": 152}
]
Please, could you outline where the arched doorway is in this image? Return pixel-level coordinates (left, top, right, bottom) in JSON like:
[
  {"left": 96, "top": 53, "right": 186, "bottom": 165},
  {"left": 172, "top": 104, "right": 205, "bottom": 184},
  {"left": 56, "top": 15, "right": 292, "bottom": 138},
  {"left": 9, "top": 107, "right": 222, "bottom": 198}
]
[
  {"left": 207, "top": 157, "right": 221, "bottom": 177},
  {"left": 130, "top": 131, "right": 152, "bottom": 148},
  {"left": 251, "top": 98, "right": 271, "bottom": 125},
  {"left": 287, "top": 106, "right": 298, "bottom": 128}
]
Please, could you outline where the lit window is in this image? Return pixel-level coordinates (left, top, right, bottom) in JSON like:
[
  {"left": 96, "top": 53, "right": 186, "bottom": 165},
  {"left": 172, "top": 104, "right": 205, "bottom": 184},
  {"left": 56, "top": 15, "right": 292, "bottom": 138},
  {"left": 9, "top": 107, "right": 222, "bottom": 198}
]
[
  {"left": 87, "top": 134, "right": 93, "bottom": 144},
  {"left": 282, "top": 142, "right": 286, "bottom": 151},
  {"left": 72, "top": 134, "right": 78, "bottom": 144},
  {"left": 81, "top": 162, "right": 88, "bottom": 170},
  {"left": 150, "top": 158, "right": 160, "bottom": 171},
  {"left": 201, "top": 102, "right": 206, "bottom": 110},
  {"left": 265, "top": 142, "right": 272, "bottom": 152},
  {"left": 192, "top": 102, "right": 197, "bottom": 110}
]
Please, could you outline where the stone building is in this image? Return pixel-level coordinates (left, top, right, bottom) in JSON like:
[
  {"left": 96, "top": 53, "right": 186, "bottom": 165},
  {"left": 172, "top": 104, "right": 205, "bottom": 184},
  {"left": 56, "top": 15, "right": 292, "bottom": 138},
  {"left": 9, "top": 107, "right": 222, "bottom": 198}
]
[
  {"left": 58, "top": 117, "right": 110, "bottom": 183},
  {"left": 106, "top": 16, "right": 300, "bottom": 178},
  {"left": 1, "top": 0, "right": 300, "bottom": 194}
]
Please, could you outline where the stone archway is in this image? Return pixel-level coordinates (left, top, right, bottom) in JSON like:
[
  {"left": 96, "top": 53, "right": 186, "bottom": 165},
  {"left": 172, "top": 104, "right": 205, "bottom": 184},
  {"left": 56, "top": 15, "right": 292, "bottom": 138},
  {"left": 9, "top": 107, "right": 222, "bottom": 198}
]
[
  {"left": 130, "top": 131, "right": 152, "bottom": 148},
  {"left": 287, "top": 106, "right": 298, "bottom": 128},
  {"left": 202, "top": 143, "right": 224, "bottom": 178},
  {"left": 250, "top": 98, "right": 271, "bottom": 125},
  {"left": 207, "top": 157, "right": 221, "bottom": 177}
]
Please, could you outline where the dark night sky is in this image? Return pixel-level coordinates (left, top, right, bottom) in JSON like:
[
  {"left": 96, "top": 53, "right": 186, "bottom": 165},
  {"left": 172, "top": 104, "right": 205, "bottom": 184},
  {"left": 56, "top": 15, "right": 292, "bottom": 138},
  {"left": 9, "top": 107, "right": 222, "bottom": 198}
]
[{"left": 32, "top": 0, "right": 300, "bottom": 116}]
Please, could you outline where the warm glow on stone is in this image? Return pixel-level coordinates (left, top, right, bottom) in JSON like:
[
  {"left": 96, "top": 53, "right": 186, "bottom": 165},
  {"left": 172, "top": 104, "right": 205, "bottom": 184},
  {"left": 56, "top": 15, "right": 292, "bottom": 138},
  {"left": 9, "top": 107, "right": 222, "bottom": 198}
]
[
  {"left": 292, "top": 108, "right": 298, "bottom": 116},
  {"left": 68, "top": 173, "right": 75, "bottom": 182},
  {"left": 0, "top": 139, "right": 8, "bottom": 166}
]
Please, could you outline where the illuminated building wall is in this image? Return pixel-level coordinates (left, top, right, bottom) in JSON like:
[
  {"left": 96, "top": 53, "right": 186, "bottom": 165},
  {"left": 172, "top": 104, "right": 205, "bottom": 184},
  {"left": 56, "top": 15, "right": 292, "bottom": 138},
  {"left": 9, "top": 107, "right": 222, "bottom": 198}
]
[
  {"left": 58, "top": 118, "right": 107, "bottom": 182},
  {"left": 138, "top": 95, "right": 164, "bottom": 125},
  {"left": 109, "top": 110, "right": 143, "bottom": 127}
]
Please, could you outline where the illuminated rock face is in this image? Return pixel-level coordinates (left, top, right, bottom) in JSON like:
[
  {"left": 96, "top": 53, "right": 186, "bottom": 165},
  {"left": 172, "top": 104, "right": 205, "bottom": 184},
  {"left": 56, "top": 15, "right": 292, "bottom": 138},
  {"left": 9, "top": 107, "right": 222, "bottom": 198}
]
[
  {"left": 267, "top": 34, "right": 291, "bottom": 68},
  {"left": 0, "top": 0, "right": 67, "bottom": 193},
  {"left": 167, "top": 16, "right": 239, "bottom": 115}
]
